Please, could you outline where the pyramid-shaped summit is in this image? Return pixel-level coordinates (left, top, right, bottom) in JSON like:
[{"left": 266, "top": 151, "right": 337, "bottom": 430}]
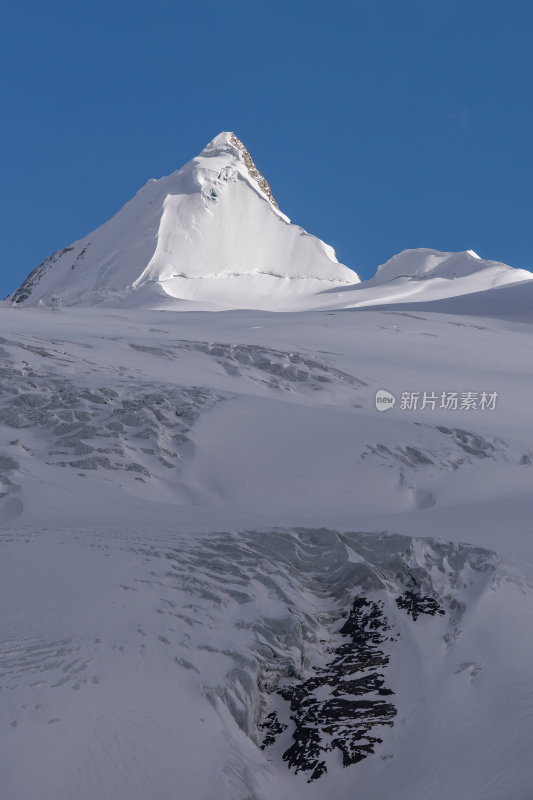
[
  {"left": 10, "top": 132, "right": 360, "bottom": 310},
  {"left": 201, "top": 132, "right": 280, "bottom": 209}
]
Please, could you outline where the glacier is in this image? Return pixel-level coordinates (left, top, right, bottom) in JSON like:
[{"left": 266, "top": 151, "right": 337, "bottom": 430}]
[{"left": 2, "top": 132, "right": 533, "bottom": 800}]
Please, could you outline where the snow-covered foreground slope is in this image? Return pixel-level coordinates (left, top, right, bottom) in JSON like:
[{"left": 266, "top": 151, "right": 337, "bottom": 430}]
[
  {"left": 2, "top": 527, "right": 532, "bottom": 800},
  {"left": 1, "top": 300, "right": 533, "bottom": 799},
  {"left": 366, "top": 275, "right": 533, "bottom": 323},
  {"left": 1, "top": 304, "right": 532, "bottom": 558}
]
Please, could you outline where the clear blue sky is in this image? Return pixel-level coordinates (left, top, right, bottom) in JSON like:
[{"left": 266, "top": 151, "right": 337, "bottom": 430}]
[{"left": 1, "top": 0, "right": 532, "bottom": 297}]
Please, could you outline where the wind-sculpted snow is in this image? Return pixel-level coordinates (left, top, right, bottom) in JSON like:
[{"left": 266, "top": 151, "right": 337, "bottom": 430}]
[
  {"left": 173, "top": 339, "right": 366, "bottom": 392},
  {"left": 0, "top": 362, "right": 222, "bottom": 482},
  {"left": 0, "top": 331, "right": 366, "bottom": 517},
  {"left": 361, "top": 423, "right": 530, "bottom": 474}
]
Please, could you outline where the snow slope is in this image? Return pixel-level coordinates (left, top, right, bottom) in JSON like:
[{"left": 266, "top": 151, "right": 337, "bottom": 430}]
[
  {"left": 3, "top": 133, "right": 533, "bottom": 799},
  {"left": 8, "top": 132, "right": 359, "bottom": 310},
  {"left": 311, "top": 248, "right": 533, "bottom": 311},
  {"left": 1, "top": 300, "right": 533, "bottom": 800},
  {"left": 367, "top": 248, "right": 529, "bottom": 285},
  {"left": 362, "top": 275, "right": 533, "bottom": 323}
]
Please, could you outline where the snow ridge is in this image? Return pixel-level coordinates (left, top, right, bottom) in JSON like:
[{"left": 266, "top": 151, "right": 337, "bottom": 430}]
[
  {"left": 229, "top": 132, "right": 280, "bottom": 209},
  {"left": 10, "top": 247, "right": 75, "bottom": 304}
]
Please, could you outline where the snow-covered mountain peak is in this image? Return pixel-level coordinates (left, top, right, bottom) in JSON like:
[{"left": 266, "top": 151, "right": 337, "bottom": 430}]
[
  {"left": 8, "top": 133, "right": 359, "bottom": 309},
  {"left": 198, "top": 131, "right": 280, "bottom": 210},
  {"left": 366, "top": 247, "right": 533, "bottom": 288},
  {"left": 199, "top": 130, "right": 237, "bottom": 154},
  {"left": 10, "top": 130, "right": 531, "bottom": 314}
]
